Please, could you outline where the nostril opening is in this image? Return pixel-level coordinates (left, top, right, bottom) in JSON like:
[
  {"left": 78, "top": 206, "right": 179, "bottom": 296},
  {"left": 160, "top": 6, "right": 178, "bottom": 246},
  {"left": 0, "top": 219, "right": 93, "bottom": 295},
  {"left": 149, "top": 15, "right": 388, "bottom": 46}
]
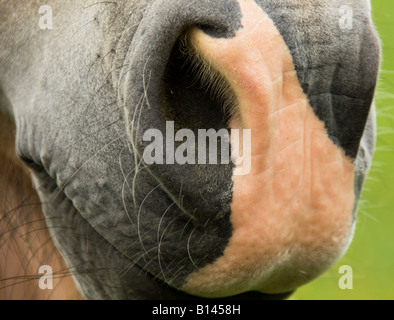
[{"left": 161, "top": 31, "right": 236, "bottom": 131}]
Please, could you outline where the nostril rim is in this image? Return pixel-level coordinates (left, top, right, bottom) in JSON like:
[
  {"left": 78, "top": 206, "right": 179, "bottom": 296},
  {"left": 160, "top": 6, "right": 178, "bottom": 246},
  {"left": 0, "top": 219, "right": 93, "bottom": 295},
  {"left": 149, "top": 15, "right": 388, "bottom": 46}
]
[{"left": 196, "top": 23, "right": 234, "bottom": 39}]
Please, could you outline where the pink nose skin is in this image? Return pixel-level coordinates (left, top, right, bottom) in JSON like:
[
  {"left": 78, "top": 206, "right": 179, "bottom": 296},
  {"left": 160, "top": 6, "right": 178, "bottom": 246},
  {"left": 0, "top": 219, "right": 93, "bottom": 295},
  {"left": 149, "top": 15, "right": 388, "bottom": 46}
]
[{"left": 182, "top": 0, "right": 355, "bottom": 297}]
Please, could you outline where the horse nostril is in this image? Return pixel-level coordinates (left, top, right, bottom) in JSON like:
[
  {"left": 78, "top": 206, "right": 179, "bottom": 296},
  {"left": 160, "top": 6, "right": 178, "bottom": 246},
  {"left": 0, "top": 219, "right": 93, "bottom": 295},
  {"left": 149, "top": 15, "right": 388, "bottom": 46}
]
[{"left": 163, "top": 31, "right": 238, "bottom": 130}]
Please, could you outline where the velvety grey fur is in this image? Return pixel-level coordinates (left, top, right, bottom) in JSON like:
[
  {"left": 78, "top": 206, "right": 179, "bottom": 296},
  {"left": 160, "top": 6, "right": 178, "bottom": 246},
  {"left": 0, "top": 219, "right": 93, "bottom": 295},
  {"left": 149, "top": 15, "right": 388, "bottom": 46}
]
[{"left": 0, "top": 0, "right": 380, "bottom": 299}]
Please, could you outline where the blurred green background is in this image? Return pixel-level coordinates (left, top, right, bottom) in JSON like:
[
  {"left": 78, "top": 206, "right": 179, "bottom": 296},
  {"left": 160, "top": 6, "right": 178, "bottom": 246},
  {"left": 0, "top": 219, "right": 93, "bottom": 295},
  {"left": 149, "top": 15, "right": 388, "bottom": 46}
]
[{"left": 292, "top": 0, "right": 394, "bottom": 300}]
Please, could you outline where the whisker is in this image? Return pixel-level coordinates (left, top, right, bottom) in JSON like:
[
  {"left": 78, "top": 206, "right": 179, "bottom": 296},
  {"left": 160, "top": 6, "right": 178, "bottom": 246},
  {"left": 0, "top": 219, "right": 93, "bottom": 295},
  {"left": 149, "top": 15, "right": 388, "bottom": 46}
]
[
  {"left": 187, "top": 226, "right": 199, "bottom": 270},
  {"left": 157, "top": 202, "right": 178, "bottom": 283},
  {"left": 136, "top": 184, "right": 161, "bottom": 262},
  {"left": 84, "top": 1, "right": 118, "bottom": 9}
]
